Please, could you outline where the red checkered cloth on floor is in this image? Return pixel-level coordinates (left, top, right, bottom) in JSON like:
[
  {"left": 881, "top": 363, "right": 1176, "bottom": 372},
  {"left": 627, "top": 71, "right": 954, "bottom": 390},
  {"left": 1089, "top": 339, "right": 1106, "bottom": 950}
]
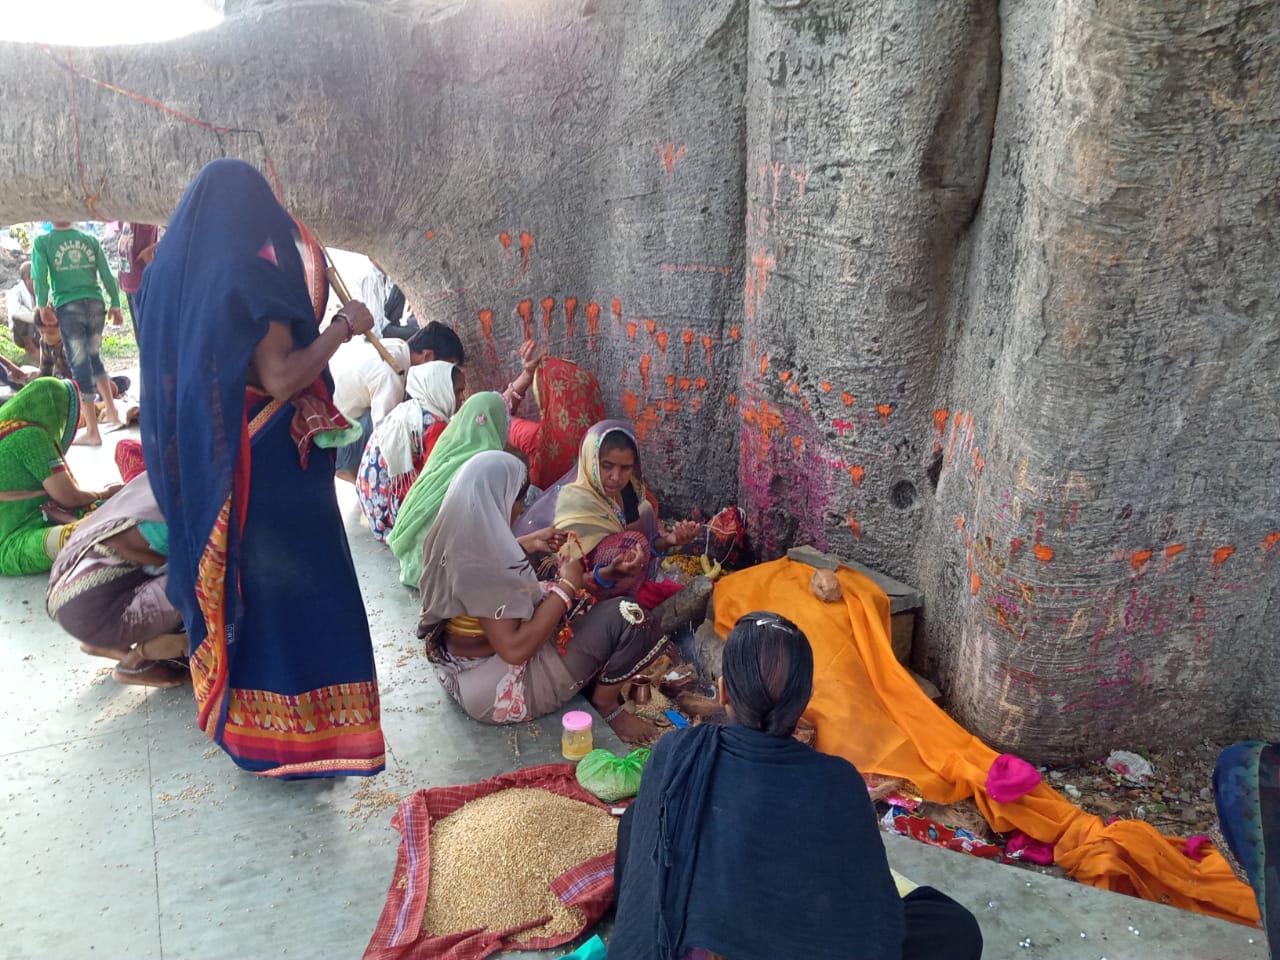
[{"left": 363, "top": 763, "right": 618, "bottom": 960}]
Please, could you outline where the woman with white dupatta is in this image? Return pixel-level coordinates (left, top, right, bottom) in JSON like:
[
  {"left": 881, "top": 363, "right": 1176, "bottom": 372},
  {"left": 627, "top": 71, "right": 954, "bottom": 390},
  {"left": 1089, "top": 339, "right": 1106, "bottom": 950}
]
[{"left": 355, "top": 360, "right": 464, "bottom": 541}]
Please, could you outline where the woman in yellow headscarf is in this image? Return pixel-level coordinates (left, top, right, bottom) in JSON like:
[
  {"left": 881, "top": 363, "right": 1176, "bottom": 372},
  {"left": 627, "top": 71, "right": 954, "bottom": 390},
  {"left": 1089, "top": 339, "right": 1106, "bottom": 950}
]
[{"left": 516, "top": 420, "right": 699, "bottom": 601}]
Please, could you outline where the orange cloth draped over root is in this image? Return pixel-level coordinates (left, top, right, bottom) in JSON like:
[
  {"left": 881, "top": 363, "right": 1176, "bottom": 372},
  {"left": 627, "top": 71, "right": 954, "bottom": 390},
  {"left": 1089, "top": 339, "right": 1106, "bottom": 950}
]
[{"left": 712, "top": 558, "right": 1259, "bottom": 927}]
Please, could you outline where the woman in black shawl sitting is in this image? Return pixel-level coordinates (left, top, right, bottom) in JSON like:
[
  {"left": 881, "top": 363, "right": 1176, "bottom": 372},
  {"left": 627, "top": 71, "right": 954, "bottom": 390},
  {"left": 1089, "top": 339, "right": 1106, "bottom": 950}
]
[{"left": 609, "top": 611, "right": 983, "bottom": 960}]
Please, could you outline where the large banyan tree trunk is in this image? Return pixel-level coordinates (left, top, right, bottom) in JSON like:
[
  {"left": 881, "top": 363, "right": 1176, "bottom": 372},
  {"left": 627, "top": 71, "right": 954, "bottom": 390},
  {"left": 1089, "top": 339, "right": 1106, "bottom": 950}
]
[{"left": 1, "top": 0, "right": 1276, "bottom": 760}]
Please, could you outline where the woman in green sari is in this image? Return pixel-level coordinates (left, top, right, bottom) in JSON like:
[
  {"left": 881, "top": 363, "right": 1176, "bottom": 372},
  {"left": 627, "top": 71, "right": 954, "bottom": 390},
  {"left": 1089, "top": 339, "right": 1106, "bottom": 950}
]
[
  {"left": 0, "top": 377, "right": 121, "bottom": 576},
  {"left": 388, "top": 391, "right": 508, "bottom": 587}
]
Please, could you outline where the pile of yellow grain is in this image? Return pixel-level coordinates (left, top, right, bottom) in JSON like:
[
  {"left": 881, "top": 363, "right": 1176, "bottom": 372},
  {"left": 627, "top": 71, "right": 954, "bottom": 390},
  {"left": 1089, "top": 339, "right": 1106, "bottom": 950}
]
[{"left": 423, "top": 787, "right": 618, "bottom": 942}]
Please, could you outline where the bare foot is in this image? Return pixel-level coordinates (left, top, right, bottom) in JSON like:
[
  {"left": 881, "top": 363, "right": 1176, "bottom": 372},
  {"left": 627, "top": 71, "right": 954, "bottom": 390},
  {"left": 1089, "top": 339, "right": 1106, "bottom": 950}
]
[
  {"left": 136, "top": 632, "right": 188, "bottom": 660},
  {"left": 72, "top": 430, "right": 102, "bottom": 446},
  {"left": 605, "top": 708, "right": 661, "bottom": 745},
  {"left": 79, "top": 641, "right": 126, "bottom": 661}
]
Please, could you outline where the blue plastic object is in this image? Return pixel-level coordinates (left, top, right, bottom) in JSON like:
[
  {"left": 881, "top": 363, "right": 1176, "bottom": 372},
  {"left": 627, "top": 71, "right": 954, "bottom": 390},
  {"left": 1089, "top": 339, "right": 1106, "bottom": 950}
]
[
  {"left": 664, "top": 709, "right": 689, "bottom": 729},
  {"left": 556, "top": 933, "right": 606, "bottom": 959}
]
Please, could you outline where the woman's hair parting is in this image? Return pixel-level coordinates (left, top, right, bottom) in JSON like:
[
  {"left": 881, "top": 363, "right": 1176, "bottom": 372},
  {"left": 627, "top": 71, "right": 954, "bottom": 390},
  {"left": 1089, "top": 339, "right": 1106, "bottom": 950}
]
[
  {"left": 722, "top": 611, "right": 814, "bottom": 737},
  {"left": 599, "top": 428, "right": 638, "bottom": 459}
]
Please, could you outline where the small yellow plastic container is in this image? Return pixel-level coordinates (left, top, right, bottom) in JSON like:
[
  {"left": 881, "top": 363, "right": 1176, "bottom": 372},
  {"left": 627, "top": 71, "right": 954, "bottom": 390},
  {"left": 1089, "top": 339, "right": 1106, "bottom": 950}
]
[{"left": 561, "top": 710, "right": 594, "bottom": 762}]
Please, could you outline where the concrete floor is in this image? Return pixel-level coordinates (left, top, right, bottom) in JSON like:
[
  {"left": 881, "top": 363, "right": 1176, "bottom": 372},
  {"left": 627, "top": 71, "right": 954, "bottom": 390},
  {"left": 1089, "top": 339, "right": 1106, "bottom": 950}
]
[{"left": 0, "top": 430, "right": 1268, "bottom": 959}]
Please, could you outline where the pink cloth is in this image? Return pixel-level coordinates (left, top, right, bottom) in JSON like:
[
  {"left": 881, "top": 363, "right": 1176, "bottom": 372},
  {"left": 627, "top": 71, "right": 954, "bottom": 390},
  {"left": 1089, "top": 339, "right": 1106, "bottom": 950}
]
[
  {"left": 1006, "top": 830, "right": 1055, "bottom": 866},
  {"left": 1183, "top": 835, "right": 1213, "bottom": 862},
  {"left": 985, "top": 753, "right": 1042, "bottom": 803}
]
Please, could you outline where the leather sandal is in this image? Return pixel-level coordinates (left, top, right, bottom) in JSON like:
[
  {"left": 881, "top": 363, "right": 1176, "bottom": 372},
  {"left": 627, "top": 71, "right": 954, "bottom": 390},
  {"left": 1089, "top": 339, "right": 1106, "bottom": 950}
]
[{"left": 113, "top": 656, "right": 189, "bottom": 689}]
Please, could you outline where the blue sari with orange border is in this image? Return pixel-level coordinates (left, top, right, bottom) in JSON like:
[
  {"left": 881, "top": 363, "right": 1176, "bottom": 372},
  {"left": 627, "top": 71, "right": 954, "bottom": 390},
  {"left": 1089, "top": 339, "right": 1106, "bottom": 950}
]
[{"left": 138, "top": 158, "right": 384, "bottom": 778}]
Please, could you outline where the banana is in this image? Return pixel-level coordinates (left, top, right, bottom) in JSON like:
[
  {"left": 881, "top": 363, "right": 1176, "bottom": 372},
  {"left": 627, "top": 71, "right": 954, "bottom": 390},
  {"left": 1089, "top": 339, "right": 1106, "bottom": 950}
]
[{"left": 700, "top": 553, "right": 724, "bottom": 580}]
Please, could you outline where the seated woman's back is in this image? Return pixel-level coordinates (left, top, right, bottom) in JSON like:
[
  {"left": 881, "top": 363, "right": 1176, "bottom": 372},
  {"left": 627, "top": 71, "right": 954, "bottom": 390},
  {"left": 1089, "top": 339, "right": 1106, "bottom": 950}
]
[{"left": 609, "top": 613, "right": 904, "bottom": 960}]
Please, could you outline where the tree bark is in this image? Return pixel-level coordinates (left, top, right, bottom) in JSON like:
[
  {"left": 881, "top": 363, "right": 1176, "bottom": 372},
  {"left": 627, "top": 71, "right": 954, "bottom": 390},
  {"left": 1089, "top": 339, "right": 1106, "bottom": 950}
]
[{"left": 2, "top": 0, "right": 1276, "bottom": 760}]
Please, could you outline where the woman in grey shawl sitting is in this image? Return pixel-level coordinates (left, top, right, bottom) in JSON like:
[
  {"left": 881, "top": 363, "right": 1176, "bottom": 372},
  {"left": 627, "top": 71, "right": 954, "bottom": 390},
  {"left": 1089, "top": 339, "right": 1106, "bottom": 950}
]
[
  {"left": 46, "top": 472, "right": 188, "bottom": 688},
  {"left": 416, "top": 449, "right": 665, "bottom": 743}
]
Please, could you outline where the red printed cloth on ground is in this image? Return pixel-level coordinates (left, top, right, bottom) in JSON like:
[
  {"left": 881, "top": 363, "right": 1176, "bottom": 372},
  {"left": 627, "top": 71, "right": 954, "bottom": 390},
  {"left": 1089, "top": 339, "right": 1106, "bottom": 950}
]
[
  {"left": 887, "top": 808, "right": 1004, "bottom": 862},
  {"left": 364, "top": 763, "right": 617, "bottom": 960}
]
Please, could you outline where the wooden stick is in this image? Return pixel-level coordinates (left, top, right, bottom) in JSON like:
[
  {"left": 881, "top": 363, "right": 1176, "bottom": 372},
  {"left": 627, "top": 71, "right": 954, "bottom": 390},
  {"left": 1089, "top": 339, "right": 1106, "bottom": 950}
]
[{"left": 319, "top": 245, "right": 403, "bottom": 373}]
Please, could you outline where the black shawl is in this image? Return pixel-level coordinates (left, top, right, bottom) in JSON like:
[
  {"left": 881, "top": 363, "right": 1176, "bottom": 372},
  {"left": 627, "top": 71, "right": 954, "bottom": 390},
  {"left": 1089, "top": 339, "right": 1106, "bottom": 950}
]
[{"left": 608, "top": 724, "right": 904, "bottom": 960}]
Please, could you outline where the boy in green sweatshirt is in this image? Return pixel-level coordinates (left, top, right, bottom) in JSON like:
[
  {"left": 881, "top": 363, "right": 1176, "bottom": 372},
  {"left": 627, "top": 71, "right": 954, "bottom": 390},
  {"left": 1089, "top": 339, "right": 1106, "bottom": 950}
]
[{"left": 31, "top": 222, "right": 124, "bottom": 445}]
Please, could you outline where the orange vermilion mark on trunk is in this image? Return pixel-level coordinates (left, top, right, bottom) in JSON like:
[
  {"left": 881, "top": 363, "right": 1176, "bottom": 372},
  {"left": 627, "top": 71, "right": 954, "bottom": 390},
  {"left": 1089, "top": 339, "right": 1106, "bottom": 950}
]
[
  {"left": 585, "top": 302, "right": 601, "bottom": 343},
  {"left": 611, "top": 298, "right": 623, "bottom": 324},
  {"left": 876, "top": 403, "right": 894, "bottom": 424},
  {"left": 701, "top": 334, "right": 713, "bottom": 367},
  {"left": 933, "top": 409, "right": 950, "bottom": 434},
  {"left": 759, "top": 353, "right": 769, "bottom": 376},
  {"left": 956, "top": 516, "right": 965, "bottom": 530},
  {"left": 424, "top": 229, "right": 435, "bottom": 241},
  {"left": 656, "top": 142, "right": 686, "bottom": 179},
  {"left": 621, "top": 389, "right": 639, "bottom": 421},
  {"left": 971, "top": 572, "right": 981, "bottom": 595},
  {"left": 779, "top": 370, "right": 792, "bottom": 383},
  {"left": 802, "top": 397, "right": 810, "bottom": 413},
  {"left": 626, "top": 321, "right": 638, "bottom": 340},
  {"left": 741, "top": 399, "right": 785, "bottom": 460},
  {"left": 792, "top": 436, "right": 803, "bottom": 453},
  {"left": 645, "top": 319, "right": 657, "bottom": 336},
  {"left": 540, "top": 297, "right": 555, "bottom": 336},
  {"left": 1033, "top": 543, "right": 1054, "bottom": 562},
  {"left": 678, "top": 377, "right": 692, "bottom": 391},
  {"left": 563, "top": 297, "right": 578, "bottom": 338},
  {"left": 516, "top": 299, "right": 533, "bottom": 340},
  {"left": 695, "top": 377, "right": 707, "bottom": 390},
  {"left": 478, "top": 309, "right": 495, "bottom": 351},
  {"left": 519, "top": 231, "right": 534, "bottom": 274},
  {"left": 841, "top": 392, "right": 855, "bottom": 407},
  {"left": 665, "top": 374, "right": 676, "bottom": 393},
  {"left": 639, "top": 354, "right": 653, "bottom": 395},
  {"left": 730, "top": 326, "right": 741, "bottom": 341},
  {"left": 1165, "top": 544, "right": 1186, "bottom": 558},
  {"left": 1213, "top": 545, "right": 1236, "bottom": 566},
  {"left": 789, "top": 381, "right": 800, "bottom": 395},
  {"left": 656, "top": 331, "right": 669, "bottom": 354},
  {"left": 1263, "top": 532, "right": 1280, "bottom": 551},
  {"left": 849, "top": 465, "right": 865, "bottom": 486},
  {"left": 1131, "top": 549, "right": 1152, "bottom": 569},
  {"left": 847, "top": 510, "right": 862, "bottom": 540},
  {"left": 636, "top": 404, "right": 660, "bottom": 441},
  {"left": 498, "top": 231, "right": 512, "bottom": 250},
  {"left": 728, "top": 392, "right": 737, "bottom": 409},
  {"left": 820, "top": 381, "right": 832, "bottom": 393}
]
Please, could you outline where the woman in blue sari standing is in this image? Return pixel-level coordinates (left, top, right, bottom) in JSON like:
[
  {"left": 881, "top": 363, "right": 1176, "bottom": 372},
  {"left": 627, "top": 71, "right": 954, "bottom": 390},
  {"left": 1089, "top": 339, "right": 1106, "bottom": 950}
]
[{"left": 139, "top": 158, "right": 385, "bottom": 778}]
